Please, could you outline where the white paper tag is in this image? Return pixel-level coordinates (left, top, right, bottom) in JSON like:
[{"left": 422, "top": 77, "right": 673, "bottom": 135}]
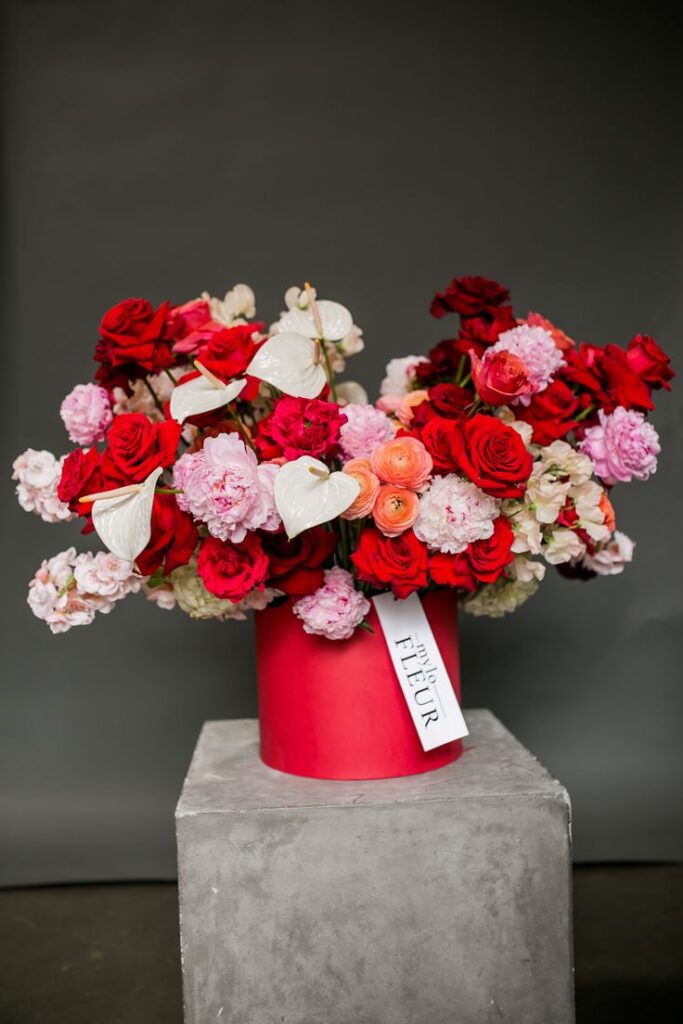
[{"left": 373, "top": 592, "right": 468, "bottom": 752}]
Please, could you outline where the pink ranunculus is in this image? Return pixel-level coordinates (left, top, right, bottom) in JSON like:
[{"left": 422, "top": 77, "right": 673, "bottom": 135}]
[
  {"left": 293, "top": 566, "right": 370, "bottom": 640},
  {"left": 339, "top": 403, "right": 395, "bottom": 461},
  {"left": 579, "top": 407, "right": 660, "bottom": 485},
  {"left": 12, "top": 449, "right": 74, "bottom": 523},
  {"left": 60, "top": 383, "right": 113, "bottom": 446}
]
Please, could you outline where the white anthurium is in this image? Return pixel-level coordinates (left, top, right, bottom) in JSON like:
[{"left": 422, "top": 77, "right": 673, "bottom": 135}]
[
  {"left": 246, "top": 333, "right": 328, "bottom": 399},
  {"left": 274, "top": 456, "right": 360, "bottom": 540},
  {"left": 170, "top": 366, "right": 247, "bottom": 424},
  {"left": 277, "top": 299, "right": 353, "bottom": 342},
  {"left": 87, "top": 467, "right": 163, "bottom": 563}
]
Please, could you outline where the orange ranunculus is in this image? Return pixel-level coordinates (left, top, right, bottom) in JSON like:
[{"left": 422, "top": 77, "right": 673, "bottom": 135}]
[
  {"left": 396, "top": 389, "right": 430, "bottom": 426},
  {"left": 370, "top": 436, "right": 433, "bottom": 491},
  {"left": 341, "top": 458, "right": 381, "bottom": 520},
  {"left": 599, "top": 492, "right": 616, "bottom": 532},
  {"left": 372, "top": 485, "right": 420, "bottom": 537}
]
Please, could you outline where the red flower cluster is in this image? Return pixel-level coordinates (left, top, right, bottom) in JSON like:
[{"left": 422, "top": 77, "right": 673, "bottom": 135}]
[{"left": 419, "top": 414, "right": 532, "bottom": 498}]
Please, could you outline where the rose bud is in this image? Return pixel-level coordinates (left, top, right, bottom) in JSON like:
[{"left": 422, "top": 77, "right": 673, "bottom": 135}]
[{"left": 471, "top": 350, "right": 531, "bottom": 406}]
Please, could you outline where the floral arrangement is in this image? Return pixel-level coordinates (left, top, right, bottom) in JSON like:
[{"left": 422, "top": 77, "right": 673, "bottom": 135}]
[{"left": 13, "top": 276, "right": 672, "bottom": 637}]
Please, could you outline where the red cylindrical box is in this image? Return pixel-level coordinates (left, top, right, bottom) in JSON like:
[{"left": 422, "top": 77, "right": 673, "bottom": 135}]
[{"left": 255, "top": 590, "right": 462, "bottom": 780}]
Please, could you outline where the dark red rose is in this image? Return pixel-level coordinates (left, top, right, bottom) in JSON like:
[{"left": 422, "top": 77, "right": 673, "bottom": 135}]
[
  {"left": 427, "top": 552, "right": 476, "bottom": 591},
  {"left": 428, "top": 383, "right": 472, "bottom": 417},
  {"left": 454, "top": 414, "right": 533, "bottom": 499},
  {"left": 197, "top": 323, "right": 264, "bottom": 381},
  {"left": 57, "top": 447, "right": 103, "bottom": 529},
  {"left": 269, "top": 397, "right": 346, "bottom": 460},
  {"left": 430, "top": 276, "right": 510, "bottom": 319},
  {"left": 456, "top": 305, "right": 517, "bottom": 354},
  {"left": 560, "top": 344, "right": 608, "bottom": 401},
  {"left": 264, "top": 527, "right": 338, "bottom": 596},
  {"left": 351, "top": 528, "right": 428, "bottom": 598},
  {"left": 136, "top": 495, "right": 198, "bottom": 577},
  {"left": 197, "top": 533, "right": 269, "bottom": 603},
  {"left": 471, "top": 350, "right": 531, "bottom": 406},
  {"left": 601, "top": 345, "right": 654, "bottom": 411},
  {"left": 95, "top": 298, "right": 176, "bottom": 387},
  {"left": 101, "top": 413, "right": 181, "bottom": 484},
  {"left": 467, "top": 516, "right": 515, "bottom": 584},
  {"left": 516, "top": 380, "right": 580, "bottom": 445},
  {"left": 626, "top": 334, "right": 674, "bottom": 390},
  {"left": 419, "top": 417, "right": 462, "bottom": 473}
]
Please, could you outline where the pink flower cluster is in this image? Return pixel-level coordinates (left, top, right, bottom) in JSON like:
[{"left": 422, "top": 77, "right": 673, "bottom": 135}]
[
  {"left": 12, "top": 449, "right": 73, "bottom": 523},
  {"left": 339, "top": 403, "right": 395, "bottom": 460},
  {"left": 27, "top": 548, "right": 143, "bottom": 634},
  {"left": 490, "top": 324, "right": 565, "bottom": 405},
  {"left": 579, "top": 407, "right": 660, "bottom": 485},
  {"left": 174, "top": 433, "right": 281, "bottom": 542},
  {"left": 60, "top": 383, "right": 113, "bottom": 446},
  {"left": 293, "top": 567, "right": 370, "bottom": 640}
]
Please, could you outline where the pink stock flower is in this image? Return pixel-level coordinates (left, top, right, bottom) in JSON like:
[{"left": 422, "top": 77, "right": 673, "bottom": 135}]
[
  {"left": 174, "top": 433, "right": 281, "bottom": 542},
  {"left": 293, "top": 567, "right": 370, "bottom": 640},
  {"left": 60, "top": 383, "right": 113, "bottom": 446},
  {"left": 73, "top": 551, "right": 143, "bottom": 606},
  {"left": 12, "top": 449, "right": 73, "bottom": 523},
  {"left": 582, "top": 531, "right": 635, "bottom": 575},
  {"left": 339, "top": 403, "right": 395, "bottom": 461},
  {"left": 489, "top": 324, "right": 565, "bottom": 406},
  {"left": 579, "top": 407, "right": 660, "bottom": 485}
]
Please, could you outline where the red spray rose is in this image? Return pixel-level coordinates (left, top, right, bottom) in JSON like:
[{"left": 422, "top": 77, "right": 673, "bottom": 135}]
[
  {"left": 264, "top": 527, "right": 338, "bottom": 596},
  {"left": 454, "top": 415, "right": 533, "bottom": 499},
  {"left": 626, "top": 334, "right": 674, "bottom": 390},
  {"left": 427, "top": 552, "right": 476, "bottom": 591},
  {"left": 196, "top": 323, "right": 264, "bottom": 380},
  {"left": 351, "top": 528, "right": 428, "bottom": 598},
  {"left": 197, "top": 534, "right": 269, "bottom": 603},
  {"left": 516, "top": 379, "right": 580, "bottom": 445},
  {"left": 601, "top": 345, "right": 654, "bottom": 411},
  {"left": 269, "top": 397, "right": 346, "bottom": 460},
  {"left": 101, "top": 413, "right": 181, "bottom": 484},
  {"left": 57, "top": 446, "right": 103, "bottom": 529},
  {"left": 467, "top": 516, "right": 515, "bottom": 583},
  {"left": 136, "top": 495, "right": 198, "bottom": 577},
  {"left": 95, "top": 298, "right": 176, "bottom": 387},
  {"left": 430, "top": 276, "right": 510, "bottom": 319},
  {"left": 471, "top": 350, "right": 531, "bottom": 406}
]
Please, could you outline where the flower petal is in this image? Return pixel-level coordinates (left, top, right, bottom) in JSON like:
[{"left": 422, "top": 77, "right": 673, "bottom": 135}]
[
  {"left": 170, "top": 376, "right": 246, "bottom": 423},
  {"left": 91, "top": 467, "right": 163, "bottom": 563},
  {"left": 277, "top": 301, "right": 353, "bottom": 342},
  {"left": 246, "top": 333, "right": 327, "bottom": 399},
  {"left": 274, "top": 456, "right": 360, "bottom": 539}
]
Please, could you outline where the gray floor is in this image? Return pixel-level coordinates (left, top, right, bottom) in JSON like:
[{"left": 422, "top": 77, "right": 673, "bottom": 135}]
[{"left": 0, "top": 865, "right": 681, "bottom": 1023}]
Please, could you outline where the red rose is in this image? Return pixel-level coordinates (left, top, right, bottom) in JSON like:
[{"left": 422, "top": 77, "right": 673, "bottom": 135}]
[
  {"left": 430, "top": 276, "right": 510, "bottom": 319},
  {"left": 601, "top": 345, "right": 654, "bottom": 411},
  {"left": 197, "top": 534, "right": 269, "bottom": 603},
  {"left": 136, "top": 495, "right": 198, "bottom": 577},
  {"left": 57, "top": 446, "right": 103, "bottom": 529},
  {"left": 95, "top": 298, "right": 176, "bottom": 387},
  {"left": 626, "top": 334, "right": 674, "bottom": 390},
  {"left": 269, "top": 397, "right": 346, "bottom": 460},
  {"left": 428, "top": 552, "right": 476, "bottom": 591},
  {"left": 351, "top": 528, "right": 428, "bottom": 598},
  {"left": 456, "top": 305, "right": 517, "bottom": 354},
  {"left": 454, "top": 414, "right": 533, "bottom": 499},
  {"left": 264, "top": 527, "right": 338, "bottom": 596},
  {"left": 196, "top": 323, "right": 263, "bottom": 380},
  {"left": 516, "top": 380, "right": 580, "bottom": 445},
  {"left": 414, "top": 339, "right": 462, "bottom": 385},
  {"left": 471, "top": 350, "right": 531, "bottom": 406},
  {"left": 467, "top": 516, "right": 514, "bottom": 583},
  {"left": 101, "top": 413, "right": 181, "bottom": 484},
  {"left": 166, "top": 299, "right": 212, "bottom": 340},
  {"left": 428, "top": 383, "right": 472, "bottom": 417},
  {"left": 419, "top": 417, "right": 462, "bottom": 473}
]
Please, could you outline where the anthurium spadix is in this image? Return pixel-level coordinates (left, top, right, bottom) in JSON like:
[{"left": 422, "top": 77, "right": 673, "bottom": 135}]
[
  {"left": 169, "top": 363, "right": 247, "bottom": 423},
  {"left": 274, "top": 457, "right": 360, "bottom": 539},
  {"left": 246, "top": 333, "right": 328, "bottom": 399},
  {"left": 86, "top": 467, "right": 163, "bottom": 563}
]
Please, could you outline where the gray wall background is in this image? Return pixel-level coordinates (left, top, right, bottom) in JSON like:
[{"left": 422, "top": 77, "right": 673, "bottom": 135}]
[{"left": 2, "top": 0, "right": 681, "bottom": 886}]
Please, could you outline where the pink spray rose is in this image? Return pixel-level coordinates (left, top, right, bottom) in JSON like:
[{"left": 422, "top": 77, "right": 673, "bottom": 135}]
[
  {"left": 60, "top": 383, "right": 113, "bottom": 446},
  {"left": 293, "top": 567, "right": 370, "bottom": 640},
  {"left": 579, "top": 407, "right": 660, "bottom": 485}
]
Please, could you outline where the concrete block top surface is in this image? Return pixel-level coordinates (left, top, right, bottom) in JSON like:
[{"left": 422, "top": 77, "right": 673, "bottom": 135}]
[{"left": 176, "top": 709, "right": 568, "bottom": 818}]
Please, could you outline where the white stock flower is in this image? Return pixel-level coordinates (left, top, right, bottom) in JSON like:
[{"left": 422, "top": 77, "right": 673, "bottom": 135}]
[
  {"left": 203, "top": 283, "right": 256, "bottom": 324},
  {"left": 543, "top": 528, "right": 586, "bottom": 565},
  {"left": 582, "top": 531, "right": 635, "bottom": 576},
  {"left": 509, "top": 555, "right": 546, "bottom": 583},
  {"left": 507, "top": 505, "right": 544, "bottom": 555},
  {"left": 572, "top": 481, "right": 610, "bottom": 543}
]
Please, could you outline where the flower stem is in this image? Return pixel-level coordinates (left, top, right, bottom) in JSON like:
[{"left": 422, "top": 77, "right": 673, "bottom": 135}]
[
  {"left": 320, "top": 342, "right": 338, "bottom": 402},
  {"left": 574, "top": 403, "right": 597, "bottom": 423},
  {"left": 227, "top": 403, "right": 256, "bottom": 451},
  {"left": 143, "top": 376, "right": 165, "bottom": 415},
  {"left": 164, "top": 368, "right": 178, "bottom": 386}
]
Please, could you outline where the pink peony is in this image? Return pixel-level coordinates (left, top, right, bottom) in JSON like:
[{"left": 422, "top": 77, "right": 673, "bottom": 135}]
[
  {"left": 174, "top": 433, "right": 281, "bottom": 542},
  {"left": 414, "top": 474, "right": 500, "bottom": 553},
  {"left": 293, "top": 567, "right": 370, "bottom": 640},
  {"left": 579, "top": 407, "right": 660, "bottom": 485},
  {"left": 339, "top": 403, "right": 395, "bottom": 461},
  {"left": 60, "top": 383, "right": 113, "bottom": 445},
  {"left": 12, "top": 449, "right": 73, "bottom": 523},
  {"left": 489, "top": 324, "right": 565, "bottom": 406}
]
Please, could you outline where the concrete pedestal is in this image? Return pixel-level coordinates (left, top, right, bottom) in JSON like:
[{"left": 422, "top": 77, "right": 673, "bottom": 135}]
[{"left": 176, "top": 710, "right": 574, "bottom": 1024}]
